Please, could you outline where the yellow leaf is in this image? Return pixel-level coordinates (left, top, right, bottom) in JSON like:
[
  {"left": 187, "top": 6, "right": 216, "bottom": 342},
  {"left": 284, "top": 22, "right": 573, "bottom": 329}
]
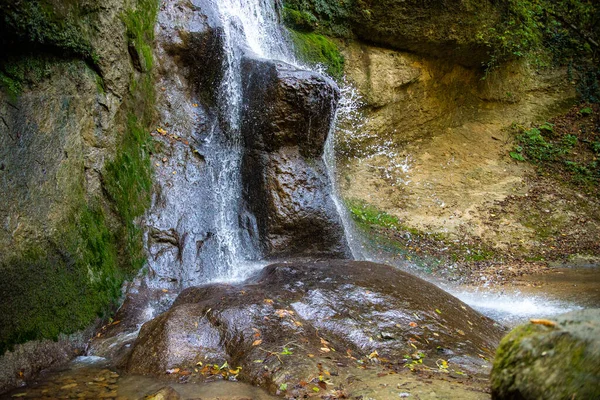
[
  {"left": 320, "top": 347, "right": 331, "bottom": 353},
  {"left": 252, "top": 339, "right": 262, "bottom": 346}
]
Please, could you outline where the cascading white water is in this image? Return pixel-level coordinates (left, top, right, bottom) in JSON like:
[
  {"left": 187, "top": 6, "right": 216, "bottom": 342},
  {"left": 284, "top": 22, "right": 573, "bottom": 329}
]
[
  {"left": 323, "top": 79, "right": 367, "bottom": 260},
  {"left": 208, "top": 0, "right": 298, "bottom": 281}
]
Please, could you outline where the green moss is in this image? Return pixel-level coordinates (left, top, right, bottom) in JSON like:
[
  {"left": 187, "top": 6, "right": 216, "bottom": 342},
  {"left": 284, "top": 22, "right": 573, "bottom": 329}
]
[
  {"left": 288, "top": 30, "right": 344, "bottom": 79},
  {"left": 283, "top": 0, "right": 355, "bottom": 38},
  {"left": 122, "top": 0, "right": 159, "bottom": 72},
  {"left": 492, "top": 322, "right": 600, "bottom": 399},
  {"left": 283, "top": 7, "right": 317, "bottom": 32},
  {"left": 103, "top": 114, "right": 153, "bottom": 275},
  {"left": 345, "top": 198, "right": 499, "bottom": 275},
  {"left": 0, "top": 0, "right": 96, "bottom": 61},
  {"left": 0, "top": 54, "right": 55, "bottom": 98},
  {"left": 0, "top": 0, "right": 158, "bottom": 356},
  {"left": 0, "top": 205, "right": 120, "bottom": 355}
]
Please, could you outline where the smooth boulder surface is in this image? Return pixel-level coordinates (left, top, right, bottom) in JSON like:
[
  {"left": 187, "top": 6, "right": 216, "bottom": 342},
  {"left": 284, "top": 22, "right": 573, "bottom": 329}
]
[
  {"left": 491, "top": 309, "right": 600, "bottom": 400},
  {"left": 127, "top": 260, "right": 505, "bottom": 395},
  {"left": 241, "top": 56, "right": 349, "bottom": 258}
]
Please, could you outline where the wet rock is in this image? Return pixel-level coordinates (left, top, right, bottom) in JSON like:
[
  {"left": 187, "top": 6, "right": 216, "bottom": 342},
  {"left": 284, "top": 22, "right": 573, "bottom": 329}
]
[
  {"left": 145, "top": 386, "right": 182, "bottom": 400},
  {"left": 127, "top": 260, "right": 505, "bottom": 395},
  {"left": 491, "top": 309, "right": 600, "bottom": 400},
  {"left": 241, "top": 55, "right": 348, "bottom": 258}
]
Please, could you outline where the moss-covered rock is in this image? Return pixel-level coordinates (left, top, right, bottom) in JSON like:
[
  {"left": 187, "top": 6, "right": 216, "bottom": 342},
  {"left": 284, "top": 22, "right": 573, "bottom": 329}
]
[
  {"left": 0, "top": 0, "right": 157, "bottom": 379},
  {"left": 491, "top": 309, "right": 600, "bottom": 400},
  {"left": 288, "top": 30, "right": 344, "bottom": 78}
]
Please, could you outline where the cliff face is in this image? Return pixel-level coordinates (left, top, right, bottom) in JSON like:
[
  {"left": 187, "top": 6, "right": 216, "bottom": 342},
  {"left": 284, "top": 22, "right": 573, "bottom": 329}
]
[{"left": 0, "top": 0, "right": 157, "bottom": 383}]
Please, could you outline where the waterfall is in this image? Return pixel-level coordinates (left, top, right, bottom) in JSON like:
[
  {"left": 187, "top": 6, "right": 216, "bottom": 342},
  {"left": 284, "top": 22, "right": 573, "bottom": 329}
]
[
  {"left": 206, "top": 0, "right": 297, "bottom": 280},
  {"left": 145, "top": 0, "right": 356, "bottom": 286}
]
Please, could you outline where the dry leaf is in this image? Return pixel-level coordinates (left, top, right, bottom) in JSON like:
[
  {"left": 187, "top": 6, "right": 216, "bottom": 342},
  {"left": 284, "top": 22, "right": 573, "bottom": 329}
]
[{"left": 252, "top": 339, "right": 262, "bottom": 346}]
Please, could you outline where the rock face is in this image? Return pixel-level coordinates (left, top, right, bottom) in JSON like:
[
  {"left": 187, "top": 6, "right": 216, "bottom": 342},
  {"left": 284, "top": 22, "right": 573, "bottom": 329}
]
[
  {"left": 491, "top": 309, "right": 600, "bottom": 400},
  {"left": 0, "top": 0, "right": 156, "bottom": 390},
  {"left": 241, "top": 56, "right": 349, "bottom": 258},
  {"left": 351, "top": 0, "right": 500, "bottom": 67},
  {"left": 127, "top": 260, "right": 504, "bottom": 395}
]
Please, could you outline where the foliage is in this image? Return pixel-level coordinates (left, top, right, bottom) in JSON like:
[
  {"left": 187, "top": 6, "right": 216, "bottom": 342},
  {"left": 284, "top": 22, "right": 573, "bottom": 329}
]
[
  {"left": 283, "top": 7, "right": 317, "bottom": 32},
  {"left": 288, "top": 30, "right": 345, "bottom": 79},
  {"left": 0, "top": 0, "right": 97, "bottom": 61},
  {"left": 509, "top": 106, "right": 599, "bottom": 194},
  {"left": 479, "top": 0, "right": 599, "bottom": 100},
  {"left": 283, "top": 0, "right": 356, "bottom": 38}
]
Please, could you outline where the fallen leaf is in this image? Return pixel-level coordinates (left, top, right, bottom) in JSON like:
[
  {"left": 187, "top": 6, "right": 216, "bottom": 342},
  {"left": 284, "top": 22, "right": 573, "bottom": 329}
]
[
  {"left": 320, "top": 347, "right": 331, "bottom": 353},
  {"left": 409, "top": 322, "right": 418, "bottom": 328},
  {"left": 318, "top": 381, "right": 327, "bottom": 389},
  {"left": 530, "top": 319, "right": 557, "bottom": 327},
  {"left": 264, "top": 299, "right": 274, "bottom": 305},
  {"left": 457, "top": 329, "right": 465, "bottom": 336},
  {"left": 435, "top": 309, "right": 442, "bottom": 314},
  {"left": 161, "top": 289, "right": 168, "bottom": 292},
  {"left": 192, "top": 103, "right": 198, "bottom": 107},
  {"left": 368, "top": 351, "right": 379, "bottom": 359},
  {"left": 166, "top": 368, "right": 180, "bottom": 374},
  {"left": 252, "top": 339, "right": 262, "bottom": 346}
]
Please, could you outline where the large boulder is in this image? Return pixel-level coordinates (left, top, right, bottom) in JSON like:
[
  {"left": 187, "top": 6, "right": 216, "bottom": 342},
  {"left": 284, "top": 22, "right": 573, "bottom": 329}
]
[
  {"left": 127, "top": 260, "right": 505, "bottom": 396},
  {"left": 241, "top": 56, "right": 349, "bottom": 258},
  {"left": 491, "top": 309, "right": 600, "bottom": 400}
]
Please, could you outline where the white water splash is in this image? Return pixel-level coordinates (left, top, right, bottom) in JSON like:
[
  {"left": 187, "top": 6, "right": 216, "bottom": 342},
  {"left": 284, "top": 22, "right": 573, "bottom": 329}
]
[
  {"left": 324, "top": 79, "right": 367, "bottom": 260},
  {"left": 449, "top": 289, "right": 581, "bottom": 327}
]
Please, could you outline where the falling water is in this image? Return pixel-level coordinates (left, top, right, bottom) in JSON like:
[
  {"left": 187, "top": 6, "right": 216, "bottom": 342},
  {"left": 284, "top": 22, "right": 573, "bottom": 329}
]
[
  {"left": 323, "top": 80, "right": 367, "bottom": 260},
  {"left": 208, "top": 0, "right": 297, "bottom": 280}
]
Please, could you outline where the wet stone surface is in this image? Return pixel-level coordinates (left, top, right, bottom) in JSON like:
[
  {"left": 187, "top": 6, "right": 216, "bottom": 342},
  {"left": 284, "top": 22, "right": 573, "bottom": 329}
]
[{"left": 126, "top": 260, "right": 505, "bottom": 397}]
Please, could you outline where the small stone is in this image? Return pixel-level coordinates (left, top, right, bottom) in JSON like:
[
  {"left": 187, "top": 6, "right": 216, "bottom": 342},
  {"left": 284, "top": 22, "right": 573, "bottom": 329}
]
[{"left": 60, "top": 383, "right": 78, "bottom": 390}]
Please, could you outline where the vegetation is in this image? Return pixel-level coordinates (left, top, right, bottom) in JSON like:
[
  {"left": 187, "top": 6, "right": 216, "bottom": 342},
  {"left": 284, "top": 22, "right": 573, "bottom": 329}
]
[
  {"left": 283, "top": 0, "right": 355, "bottom": 38},
  {"left": 282, "top": 1, "right": 351, "bottom": 79},
  {"left": 288, "top": 31, "right": 344, "bottom": 78},
  {"left": 346, "top": 198, "right": 498, "bottom": 275},
  {"left": 480, "top": 0, "right": 599, "bottom": 101},
  {"left": 509, "top": 105, "right": 599, "bottom": 196}
]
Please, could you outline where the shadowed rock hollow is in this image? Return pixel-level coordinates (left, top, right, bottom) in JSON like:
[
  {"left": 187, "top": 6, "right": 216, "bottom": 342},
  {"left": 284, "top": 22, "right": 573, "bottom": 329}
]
[{"left": 127, "top": 260, "right": 505, "bottom": 395}]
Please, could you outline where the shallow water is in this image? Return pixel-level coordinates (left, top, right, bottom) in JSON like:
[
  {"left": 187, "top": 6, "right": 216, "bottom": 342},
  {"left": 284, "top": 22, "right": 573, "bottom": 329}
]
[
  {"left": 0, "top": 358, "right": 276, "bottom": 399},
  {"left": 447, "top": 266, "right": 600, "bottom": 327}
]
